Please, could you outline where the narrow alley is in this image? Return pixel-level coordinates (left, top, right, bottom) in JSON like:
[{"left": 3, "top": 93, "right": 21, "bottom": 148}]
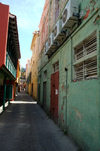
[
  {"left": 0, "top": 92, "right": 78, "bottom": 151},
  {"left": 0, "top": 1, "right": 100, "bottom": 150}
]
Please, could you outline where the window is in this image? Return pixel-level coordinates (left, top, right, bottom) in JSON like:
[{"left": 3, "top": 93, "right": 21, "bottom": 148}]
[
  {"left": 53, "top": 61, "right": 59, "bottom": 73},
  {"left": 74, "top": 62, "right": 84, "bottom": 81},
  {"left": 74, "top": 57, "right": 97, "bottom": 81},
  {"left": 74, "top": 32, "right": 97, "bottom": 62},
  {"left": 44, "top": 70, "right": 47, "bottom": 79},
  {"left": 73, "top": 32, "right": 97, "bottom": 81},
  {"left": 84, "top": 57, "right": 97, "bottom": 79}
]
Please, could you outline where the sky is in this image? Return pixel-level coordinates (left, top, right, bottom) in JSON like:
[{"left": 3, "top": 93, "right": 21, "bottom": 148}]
[{"left": 0, "top": 0, "right": 45, "bottom": 68}]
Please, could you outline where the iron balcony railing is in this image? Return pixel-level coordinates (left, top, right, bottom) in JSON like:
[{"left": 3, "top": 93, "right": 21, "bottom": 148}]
[{"left": 6, "top": 52, "right": 16, "bottom": 78}]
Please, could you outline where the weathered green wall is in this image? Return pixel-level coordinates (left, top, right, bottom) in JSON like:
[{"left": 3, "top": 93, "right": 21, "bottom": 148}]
[{"left": 38, "top": 0, "right": 100, "bottom": 150}]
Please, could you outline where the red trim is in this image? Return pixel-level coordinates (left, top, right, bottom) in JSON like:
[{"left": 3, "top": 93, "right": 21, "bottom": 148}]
[
  {"left": 84, "top": 9, "right": 90, "bottom": 20},
  {"left": 10, "top": 99, "right": 14, "bottom": 101}
]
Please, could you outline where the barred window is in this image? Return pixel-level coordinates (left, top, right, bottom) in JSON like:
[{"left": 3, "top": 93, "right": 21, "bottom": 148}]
[
  {"left": 74, "top": 32, "right": 97, "bottom": 62},
  {"left": 84, "top": 57, "right": 97, "bottom": 79},
  {"left": 74, "top": 44, "right": 84, "bottom": 61},
  {"left": 85, "top": 34, "right": 97, "bottom": 55},
  {"left": 73, "top": 32, "right": 97, "bottom": 81},
  {"left": 74, "top": 62, "right": 84, "bottom": 81},
  {"left": 74, "top": 57, "right": 97, "bottom": 81}
]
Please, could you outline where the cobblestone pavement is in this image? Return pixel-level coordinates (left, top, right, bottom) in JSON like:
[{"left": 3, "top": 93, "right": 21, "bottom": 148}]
[{"left": 0, "top": 92, "right": 78, "bottom": 151}]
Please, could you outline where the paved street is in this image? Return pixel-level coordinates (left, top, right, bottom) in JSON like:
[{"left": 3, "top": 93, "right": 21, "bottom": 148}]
[{"left": 0, "top": 92, "right": 78, "bottom": 151}]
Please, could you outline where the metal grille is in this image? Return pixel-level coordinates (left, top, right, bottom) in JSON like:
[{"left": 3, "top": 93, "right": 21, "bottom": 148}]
[
  {"left": 84, "top": 57, "right": 97, "bottom": 79},
  {"left": 74, "top": 57, "right": 97, "bottom": 81},
  {"left": 75, "top": 63, "right": 84, "bottom": 81},
  {"left": 74, "top": 32, "right": 97, "bottom": 61},
  {"left": 85, "top": 34, "right": 97, "bottom": 55},
  {"left": 74, "top": 45, "right": 84, "bottom": 61}
]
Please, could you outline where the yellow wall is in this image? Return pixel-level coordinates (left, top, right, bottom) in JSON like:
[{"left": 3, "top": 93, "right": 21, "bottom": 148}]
[
  {"left": 16, "top": 60, "right": 21, "bottom": 83},
  {"left": 28, "top": 83, "right": 32, "bottom": 96},
  {"left": 32, "top": 77, "right": 37, "bottom": 100},
  {"left": 30, "top": 31, "right": 40, "bottom": 100}
]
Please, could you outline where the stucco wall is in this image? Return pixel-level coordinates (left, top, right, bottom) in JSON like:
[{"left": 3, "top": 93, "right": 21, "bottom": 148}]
[
  {"left": 38, "top": 0, "right": 100, "bottom": 150},
  {"left": 38, "top": 6, "right": 100, "bottom": 151}
]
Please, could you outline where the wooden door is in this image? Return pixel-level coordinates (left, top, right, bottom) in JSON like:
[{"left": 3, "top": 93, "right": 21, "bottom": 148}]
[{"left": 50, "top": 71, "right": 59, "bottom": 122}]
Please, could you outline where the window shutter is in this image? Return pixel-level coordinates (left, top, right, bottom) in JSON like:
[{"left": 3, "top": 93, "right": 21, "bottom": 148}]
[
  {"left": 74, "top": 45, "right": 84, "bottom": 61},
  {"left": 75, "top": 63, "right": 84, "bottom": 81},
  {"left": 73, "top": 32, "right": 97, "bottom": 81},
  {"left": 85, "top": 33, "right": 97, "bottom": 55},
  {"left": 84, "top": 57, "right": 97, "bottom": 79}
]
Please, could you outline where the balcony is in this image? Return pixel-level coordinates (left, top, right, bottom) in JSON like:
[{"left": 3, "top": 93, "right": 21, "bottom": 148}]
[{"left": 6, "top": 52, "right": 16, "bottom": 78}]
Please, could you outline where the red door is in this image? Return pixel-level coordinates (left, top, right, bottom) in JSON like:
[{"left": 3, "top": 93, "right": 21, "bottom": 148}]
[
  {"left": 50, "top": 73, "right": 55, "bottom": 117},
  {"left": 50, "top": 71, "right": 59, "bottom": 122}
]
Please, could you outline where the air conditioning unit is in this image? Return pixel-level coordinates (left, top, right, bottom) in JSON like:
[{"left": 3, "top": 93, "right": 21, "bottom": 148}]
[
  {"left": 62, "top": 0, "right": 79, "bottom": 30},
  {"left": 53, "top": 19, "right": 62, "bottom": 42},
  {"left": 45, "top": 32, "right": 57, "bottom": 56},
  {"left": 44, "top": 41, "right": 48, "bottom": 55},
  {"left": 48, "top": 33, "right": 53, "bottom": 50}
]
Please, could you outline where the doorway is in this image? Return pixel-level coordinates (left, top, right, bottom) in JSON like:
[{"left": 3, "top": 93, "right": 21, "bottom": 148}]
[
  {"left": 50, "top": 71, "right": 59, "bottom": 123},
  {"left": 43, "top": 81, "right": 47, "bottom": 109}
]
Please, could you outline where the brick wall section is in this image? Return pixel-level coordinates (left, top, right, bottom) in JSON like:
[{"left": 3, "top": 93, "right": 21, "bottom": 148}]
[{"left": 0, "top": 3, "right": 9, "bottom": 68}]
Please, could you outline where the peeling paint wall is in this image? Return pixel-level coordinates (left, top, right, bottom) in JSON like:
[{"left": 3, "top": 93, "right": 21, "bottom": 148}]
[{"left": 38, "top": 0, "right": 100, "bottom": 151}]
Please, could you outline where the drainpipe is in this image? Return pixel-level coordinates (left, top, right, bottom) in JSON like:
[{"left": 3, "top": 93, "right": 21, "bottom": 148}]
[
  {"left": 64, "top": 31, "right": 73, "bottom": 131},
  {"left": 64, "top": 67, "right": 68, "bottom": 130}
]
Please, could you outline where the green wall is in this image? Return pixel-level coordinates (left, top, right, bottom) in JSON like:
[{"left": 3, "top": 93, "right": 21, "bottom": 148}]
[{"left": 38, "top": 1, "right": 100, "bottom": 150}]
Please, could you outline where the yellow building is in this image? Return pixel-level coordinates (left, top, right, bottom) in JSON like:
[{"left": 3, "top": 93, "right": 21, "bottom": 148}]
[
  {"left": 15, "top": 60, "right": 21, "bottom": 94},
  {"left": 30, "top": 31, "right": 40, "bottom": 100},
  {"left": 26, "top": 59, "right": 31, "bottom": 94}
]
